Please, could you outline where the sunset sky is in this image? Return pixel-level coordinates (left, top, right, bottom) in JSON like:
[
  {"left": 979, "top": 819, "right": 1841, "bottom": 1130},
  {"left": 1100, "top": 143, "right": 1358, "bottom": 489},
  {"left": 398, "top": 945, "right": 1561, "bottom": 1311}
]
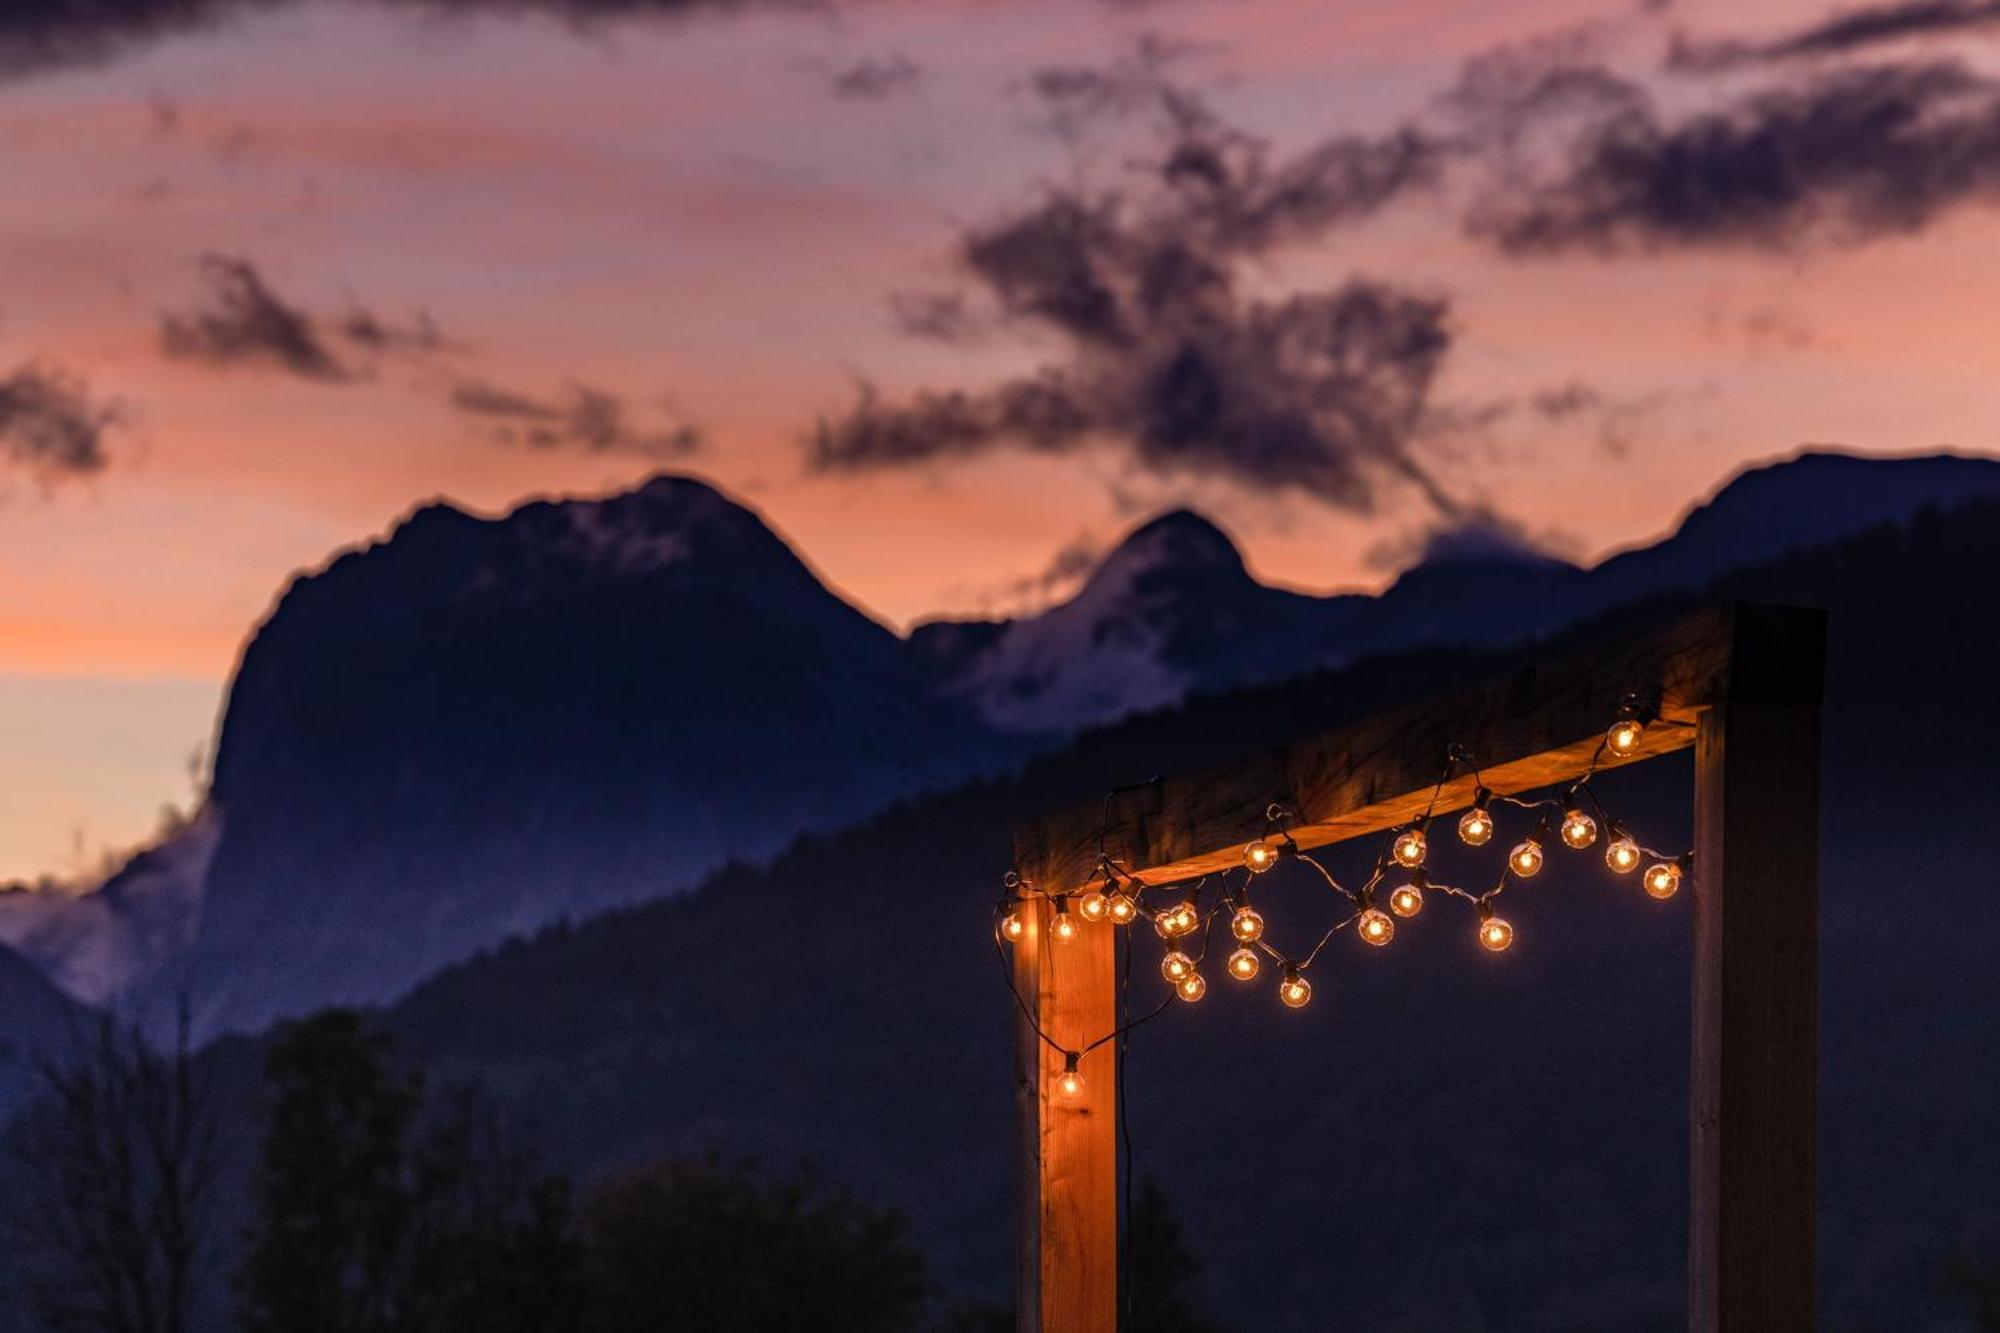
[{"left": 6, "top": 0, "right": 2000, "bottom": 880}]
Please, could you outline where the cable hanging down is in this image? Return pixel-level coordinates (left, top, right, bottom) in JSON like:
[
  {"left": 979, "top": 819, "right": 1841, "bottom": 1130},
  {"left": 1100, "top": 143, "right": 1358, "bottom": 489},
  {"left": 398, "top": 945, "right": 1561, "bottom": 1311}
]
[{"left": 994, "top": 701, "right": 1694, "bottom": 1096}]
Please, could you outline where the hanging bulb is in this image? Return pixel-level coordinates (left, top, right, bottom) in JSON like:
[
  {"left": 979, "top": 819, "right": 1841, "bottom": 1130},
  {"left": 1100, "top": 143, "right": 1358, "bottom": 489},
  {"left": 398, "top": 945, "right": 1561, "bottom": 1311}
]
[
  {"left": 1607, "top": 715, "right": 1645, "bottom": 757},
  {"left": 1644, "top": 860, "right": 1683, "bottom": 900},
  {"left": 999, "top": 910, "right": 1026, "bottom": 943},
  {"left": 1161, "top": 950, "right": 1195, "bottom": 984},
  {"left": 1458, "top": 797, "right": 1494, "bottom": 847},
  {"left": 1560, "top": 807, "right": 1598, "bottom": 850},
  {"left": 1278, "top": 964, "right": 1312, "bottom": 1009},
  {"left": 1154, "top": 900, "right": 1198, "bottom": 938},
  {"left": 1389, "top": 882, "right": 1425, "bottom": 918},
  {"left": 1077, "top": 888, "right": 1108, "bottom": 922},
  {"left": 1392, "top": 825, "right": 1428, "bottom": 868},
  {"left": 1176, "top": 971, "right": 1207, "bottom": 1003},
  {"left": 1243, "top": 839, "right": 1280, "bottom": 873},
  {"left": 1509, "top": 836, "right": 1545, "bottom": 878},
  {"left": 1477, "top": 904, "right": 1514, "bottom": 953},
  {"left": 1106, "top": 889, "right": 1138, "bottom": 925},
  {"left": 1605, "top": 834, "right": 1642, "bottom": 874},
  {"left": 1357, "top": 907, "right": 1395, "bottom": 947},
  {"left": 1230, "top": 906, "right": 1265, "bottom": 943},
  {"left": 1227, "top": 947, "right": 1261, "bottom": 981},
  {"left": 1051, "top": 901, "right": 1078, "bottom": 943},
  {"left": 1055, "top": 1054, "right": 1085, "bottom": 1100}
]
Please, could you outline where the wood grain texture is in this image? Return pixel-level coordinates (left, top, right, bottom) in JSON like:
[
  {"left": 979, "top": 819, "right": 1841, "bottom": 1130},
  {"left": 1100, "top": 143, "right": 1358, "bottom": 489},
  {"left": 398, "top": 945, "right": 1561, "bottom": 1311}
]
[
  {"left": 1010, "top": 888, "right": 1118, "bottom": 1333},
  {"left": 1018, "top": 604, "right": 1744, "bottom": 896},
  {"left": 1690, "top": 606, "right": 1825, "bottom": 1333}
]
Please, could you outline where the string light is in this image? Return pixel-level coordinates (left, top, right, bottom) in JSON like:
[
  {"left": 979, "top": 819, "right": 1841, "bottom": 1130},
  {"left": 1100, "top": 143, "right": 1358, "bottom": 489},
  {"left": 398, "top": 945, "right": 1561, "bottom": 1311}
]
[
  {"left": 1052, "top": 898, "right": 1079, "bottom": 943},
  {"left": 1560, "top": 805, "right": 1599, "bottom": 850},
  {"left": 995, "top": 698, "right": 1695, "bottom": 1088},
  {"left": 1458, "top": 791, "right": 1494, "bottom": 847},
  {"left": 1230, "top": 904, "right": 1265, "bottom": 943},
  {"left": 1391, "top": 824, "right": 1428, "bottom": 868},
  {"left": 1154, "top": 900, "right": 1199, "bottom": 938},
  {"left": 1607, "top": 706, "right": 1646, "bottom": 757},
  {"left": 1106, "top": 888, "right": 1138, "bottom": 924}
]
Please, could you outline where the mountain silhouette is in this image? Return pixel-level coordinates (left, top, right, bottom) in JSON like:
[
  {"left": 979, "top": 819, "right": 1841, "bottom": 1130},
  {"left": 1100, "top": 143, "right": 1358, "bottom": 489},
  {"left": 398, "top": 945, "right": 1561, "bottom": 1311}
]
[{"left": 10, "top": 450, "right": 2000, "bottom": 1040}]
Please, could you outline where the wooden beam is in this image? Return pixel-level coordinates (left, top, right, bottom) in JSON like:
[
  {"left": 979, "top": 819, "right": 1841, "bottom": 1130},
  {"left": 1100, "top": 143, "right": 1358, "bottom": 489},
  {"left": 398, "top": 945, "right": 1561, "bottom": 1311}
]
[
  {"left": 1017, "top": 604, "right": 1745, "bottom": 896},
  {"left": 1689, "top": 605, "right": 1824, "bottom": 1332}
]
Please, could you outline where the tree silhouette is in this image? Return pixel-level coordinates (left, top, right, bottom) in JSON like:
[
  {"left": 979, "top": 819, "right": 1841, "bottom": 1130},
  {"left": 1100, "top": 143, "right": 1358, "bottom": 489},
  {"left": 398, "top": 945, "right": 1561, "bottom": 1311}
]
[
  {"left": 1, "top": 1004, "right": 215, "bottom": 1333},
  {"left": 576, "top": 1155, "right": 927, "bottom": 1333},
  {"left": 234, "top": 1010, "right": 577, "bottom": 1333},
  {"left": 1123, "top": 1177, "right": 1221, "bottom": 1333}
]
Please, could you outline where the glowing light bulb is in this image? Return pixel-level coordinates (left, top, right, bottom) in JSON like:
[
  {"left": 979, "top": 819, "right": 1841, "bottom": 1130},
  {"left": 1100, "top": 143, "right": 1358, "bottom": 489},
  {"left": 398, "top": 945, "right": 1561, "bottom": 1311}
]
[
  {"left": 1161, "top": 950, "right": 1195, "bottom": 984},
  {"left": 1278, "top": 965, "right": 1312, "bottom": 1009},
  {"left": 1244, "top": 839, "right": 1279, "bottom": 873},
  {"left": 999, "top": 911, "right": 1026, "bottom": 943},
  {"left": 1154, "top": 901, "right": 1198, "bottom": 938},
  {"left": 1392, "top": 826, "right": 1427, "bottom": 868},
  {"left": 1458, "top": 804, "right": 1494, "bottom": 847},
  {"left": 1560, "top": 807, "right": 1598, "bottom": 850},
  {"left": 1644, "top": 861, "right": 1683, "bottom": 900},
  {"left": 1052, "top": 909, "right": 1078, "bottom": 943},
  {"left": 1106, "top": 891, "right": 1138, "bottom": 925},
  {"left": 1055, "top": 1055, "right": 1085, "bottom": 1100},
  {"left": 1176, "top": 972, "right": 1207, "bottom": 1002},
  {"left": 1227, "top": 947, "right": 1261, "bottom": 981},
  {"left": 1607, "top": 716, "right": 1645, "bottom": 757},
  {"left": 1389, "top": 883, "right": 1424, "bottom": 918},
  {"left": 1509, "top": 838, "right": 1545, "bottom": 878},
  {"left": 1605, "top": 836, "right": 1642, "bottom": 874},
  {"left": 1077, "top": 889, "right": 1108, "bottom": 922},
  {"left": 1230, "top": 907, "right": 1265, "bottom": 943},
  {"left": 1478, "top": 909, "right": 1514, "bottom": 953},
  {"left": 1357, "top": 907, "right": 1395, "bottom": 946}
]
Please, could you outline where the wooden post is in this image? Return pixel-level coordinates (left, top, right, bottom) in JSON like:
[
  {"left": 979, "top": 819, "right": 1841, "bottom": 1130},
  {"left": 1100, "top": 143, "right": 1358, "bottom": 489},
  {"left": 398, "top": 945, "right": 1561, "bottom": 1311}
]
[
  {"left": 1012, "top": 873, "right": 1118, "bottom": 1333},
  {"left": 1690, "top": 606, "right": 1825, "bottom": 1332}
]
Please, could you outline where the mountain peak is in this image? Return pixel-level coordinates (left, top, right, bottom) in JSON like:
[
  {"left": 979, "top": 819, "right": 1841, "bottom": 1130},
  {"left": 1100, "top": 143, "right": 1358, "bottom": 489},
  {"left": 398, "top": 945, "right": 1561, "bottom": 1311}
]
[{"left": 1087, "top": 508, "right": 1246, "bottom": 589}]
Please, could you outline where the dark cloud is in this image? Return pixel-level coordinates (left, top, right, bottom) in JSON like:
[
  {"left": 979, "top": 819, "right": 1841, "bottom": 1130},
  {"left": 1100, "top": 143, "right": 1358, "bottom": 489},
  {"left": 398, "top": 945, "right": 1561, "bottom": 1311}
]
[
  {"left": 160, "top": 254, "right": 448, "bottom": 381},
  {"left": 1463, "top": 59, "right": 2000, "bottom": 252},
  {"left": 450, "top": 377, "right": 702, "bottom": 456},
  {"left": 1668, "top": 0, "right": 2000, "bottom": 72},
  {"left": 888, "top": 289, "right": 984, "bottom": 342},
  {"left": 816, "top": 276, "right": 1453, "bottom": 511},
  {"left": 0, "top": 364, "right": 119, "bottom": 480},
  {"left": 829, "top": 54, "right": 921, "bottom": 101},
  {"left": 813, "top": 68, "right": 1459, "bottom": 513},
  {"left": 1362, "top": 509, "right": 1574, "bottom": 573},
  {"left": 160, "top": 255, "right": 351, "bottom": 380},
  {"left": 339, "top": 306, "right": 445, "bottom": 354},
  {"left": 0, "top": 0, "right": 790, "bottom": 81}
]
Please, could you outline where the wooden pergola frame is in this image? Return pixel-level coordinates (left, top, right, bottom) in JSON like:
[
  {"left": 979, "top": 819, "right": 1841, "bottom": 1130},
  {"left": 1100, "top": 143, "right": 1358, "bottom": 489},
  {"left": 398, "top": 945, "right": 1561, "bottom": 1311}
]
[{"left": 1009, "top": 602, "right": 1825, "bottom": 1333}]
